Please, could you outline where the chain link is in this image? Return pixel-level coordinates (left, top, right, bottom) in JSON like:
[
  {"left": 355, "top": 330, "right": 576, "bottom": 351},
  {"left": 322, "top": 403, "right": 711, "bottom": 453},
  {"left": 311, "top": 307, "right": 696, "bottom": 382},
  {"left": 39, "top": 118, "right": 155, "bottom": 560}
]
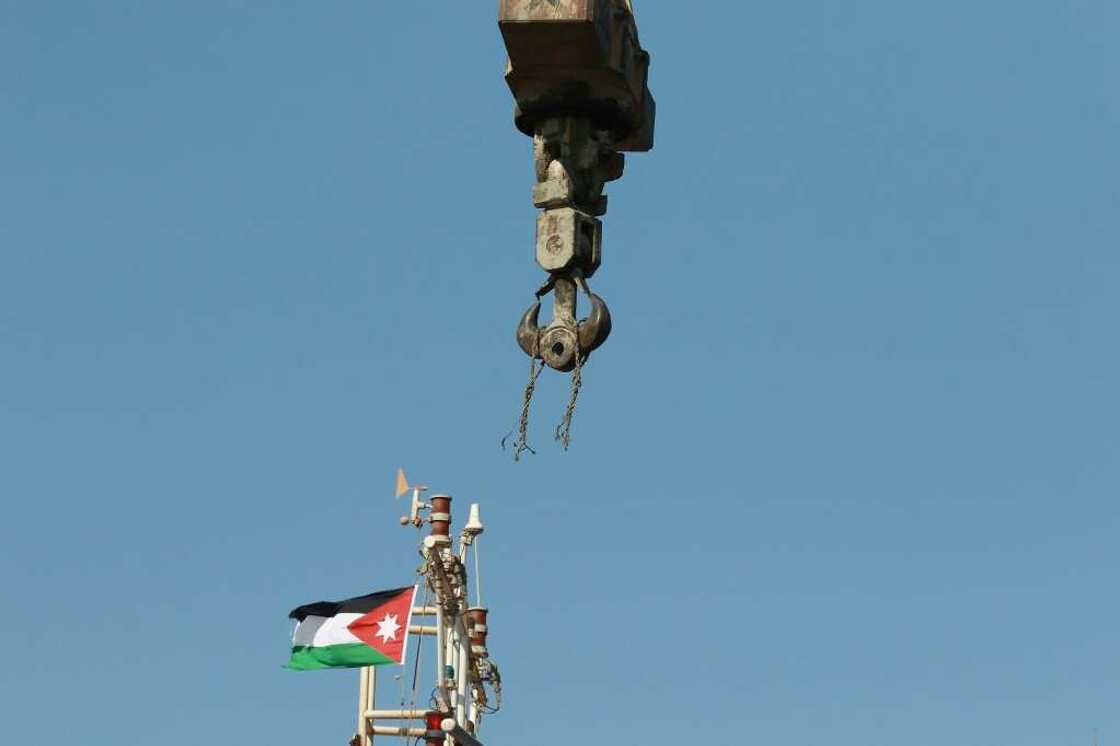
[
  {"left": 508, "top": 357, "right": 544, "bottom": 461},
  {"left": 554, "top": 343, "right": 583, "bottom": 450}
]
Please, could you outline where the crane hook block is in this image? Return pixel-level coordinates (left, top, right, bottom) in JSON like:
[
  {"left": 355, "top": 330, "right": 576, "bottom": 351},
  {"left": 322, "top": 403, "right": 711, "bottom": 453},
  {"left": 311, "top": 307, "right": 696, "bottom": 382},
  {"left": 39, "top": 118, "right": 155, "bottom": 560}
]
[
  {"left": 501, "top": 0, "right": 654, "bottom": 377},
  {"left": 499, "top": 0, "right": 656, "bottom": 152}
]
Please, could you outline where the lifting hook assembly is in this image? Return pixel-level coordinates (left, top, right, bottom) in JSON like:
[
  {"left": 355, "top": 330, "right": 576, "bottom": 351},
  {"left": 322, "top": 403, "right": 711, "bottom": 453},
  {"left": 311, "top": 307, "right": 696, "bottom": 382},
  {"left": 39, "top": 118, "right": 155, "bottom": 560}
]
[
  {"left": 498, "top": 0, "right": 656, "bottom": 453},
  {"left": 517, "top": 274, "right": 612, "bottom": 373}
]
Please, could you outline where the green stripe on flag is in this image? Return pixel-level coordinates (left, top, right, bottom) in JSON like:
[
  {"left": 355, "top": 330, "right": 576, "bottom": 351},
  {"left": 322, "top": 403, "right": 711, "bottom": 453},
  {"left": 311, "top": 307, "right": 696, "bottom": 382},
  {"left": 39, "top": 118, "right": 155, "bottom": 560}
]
[{"left": 287, "top": 644, "right": 396, "bottom": 671}]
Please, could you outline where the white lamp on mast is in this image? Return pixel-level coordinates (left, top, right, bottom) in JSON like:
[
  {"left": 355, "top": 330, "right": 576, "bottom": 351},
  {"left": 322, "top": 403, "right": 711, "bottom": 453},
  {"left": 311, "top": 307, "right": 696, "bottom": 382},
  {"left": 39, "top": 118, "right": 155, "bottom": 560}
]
[{"left": 464, "top": 503, "right": 484, "bottom": 537}]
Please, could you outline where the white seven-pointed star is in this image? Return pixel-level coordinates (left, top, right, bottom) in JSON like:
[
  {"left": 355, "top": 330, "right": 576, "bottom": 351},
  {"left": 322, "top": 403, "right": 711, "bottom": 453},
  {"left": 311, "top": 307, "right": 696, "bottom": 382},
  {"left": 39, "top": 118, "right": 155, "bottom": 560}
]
[{"left": 375, "top": 613, "right": 401, "bottom": 644}]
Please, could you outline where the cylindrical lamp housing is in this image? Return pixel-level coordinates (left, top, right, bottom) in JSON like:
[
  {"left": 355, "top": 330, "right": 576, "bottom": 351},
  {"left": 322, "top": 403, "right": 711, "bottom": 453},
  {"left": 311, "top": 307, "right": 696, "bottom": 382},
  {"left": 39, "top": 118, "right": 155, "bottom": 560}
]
[
  {"left": 429, "top": 494, "right": 452, "bottom": 539},
  {"left": 467, "top": 607, "right": 489, "bottom": 658}
]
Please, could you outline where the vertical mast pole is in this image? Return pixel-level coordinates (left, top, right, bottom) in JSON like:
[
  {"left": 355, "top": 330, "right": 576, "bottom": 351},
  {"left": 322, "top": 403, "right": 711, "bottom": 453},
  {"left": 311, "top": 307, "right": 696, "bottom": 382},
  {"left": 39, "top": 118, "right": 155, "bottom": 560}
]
[
  {"left": 357, "top": 668, "right": 369, "bottom": 746},
  {"left": 367, "top": 667, "right": 376, "bottom": 746},
  {"left": 455, "top": 618, "right": 470, "bottom": 726},
  {"left": 435, "top": 602, "right": 447, "bottom": 709}
]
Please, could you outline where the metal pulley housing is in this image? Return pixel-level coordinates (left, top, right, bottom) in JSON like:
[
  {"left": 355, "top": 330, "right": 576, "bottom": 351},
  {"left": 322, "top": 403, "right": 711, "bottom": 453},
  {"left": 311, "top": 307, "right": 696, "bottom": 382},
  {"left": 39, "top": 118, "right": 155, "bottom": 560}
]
[{"left": 499, "top": 0, "right": 655, "bottom": 152}]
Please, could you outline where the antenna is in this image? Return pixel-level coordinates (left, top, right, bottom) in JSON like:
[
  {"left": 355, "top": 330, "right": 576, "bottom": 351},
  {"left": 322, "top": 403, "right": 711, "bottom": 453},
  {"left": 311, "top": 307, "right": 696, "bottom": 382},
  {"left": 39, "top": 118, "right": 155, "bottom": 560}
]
[
  {"left": 462, "top": 504, "right": 485, "bottom": 607},
  {"left": 464, "top": 503, "right": 484, "bottom": 537}
]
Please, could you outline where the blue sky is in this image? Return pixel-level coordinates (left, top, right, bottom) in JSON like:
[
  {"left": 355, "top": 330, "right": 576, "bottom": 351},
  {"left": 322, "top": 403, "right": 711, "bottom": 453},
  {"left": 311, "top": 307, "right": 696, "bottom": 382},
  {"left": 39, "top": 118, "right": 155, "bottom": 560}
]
[{"left": 1, "top": 2, "right": 1117, "bottom": 745}]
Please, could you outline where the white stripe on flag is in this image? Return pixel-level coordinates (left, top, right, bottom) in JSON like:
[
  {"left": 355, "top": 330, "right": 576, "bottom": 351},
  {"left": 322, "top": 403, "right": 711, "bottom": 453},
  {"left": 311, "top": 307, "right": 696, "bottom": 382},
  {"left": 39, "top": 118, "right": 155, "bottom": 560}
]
[{"left": 293, "top": 613, "right": 364, "bottom": 648}]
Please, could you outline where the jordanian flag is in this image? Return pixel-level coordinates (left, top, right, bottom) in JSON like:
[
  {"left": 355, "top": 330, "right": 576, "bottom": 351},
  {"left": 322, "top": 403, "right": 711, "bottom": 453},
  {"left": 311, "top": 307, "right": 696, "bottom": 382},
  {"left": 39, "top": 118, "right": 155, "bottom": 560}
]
[{"left": 287, "top": 586, "right": 418, "bottom": 671}]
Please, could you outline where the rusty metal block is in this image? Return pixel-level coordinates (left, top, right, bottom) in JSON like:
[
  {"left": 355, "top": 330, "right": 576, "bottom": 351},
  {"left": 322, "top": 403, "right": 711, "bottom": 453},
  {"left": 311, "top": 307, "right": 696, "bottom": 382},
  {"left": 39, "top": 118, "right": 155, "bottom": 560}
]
[
  {"left": 499, "top": 0, "right": 609, "bottom": 66},
  {"left": 499, "top": 0, "right": 655, "bottom": 151},
  {"left": 535, "top": 207, "right": 602, "bottom": 276}
]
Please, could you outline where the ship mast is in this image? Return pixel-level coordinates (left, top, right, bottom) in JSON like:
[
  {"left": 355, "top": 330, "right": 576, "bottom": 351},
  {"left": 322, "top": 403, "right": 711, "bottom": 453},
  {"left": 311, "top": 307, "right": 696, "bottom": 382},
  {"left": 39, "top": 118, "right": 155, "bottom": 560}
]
[{"left": 354, "top": 487, "right": 499, "bottom": 746}]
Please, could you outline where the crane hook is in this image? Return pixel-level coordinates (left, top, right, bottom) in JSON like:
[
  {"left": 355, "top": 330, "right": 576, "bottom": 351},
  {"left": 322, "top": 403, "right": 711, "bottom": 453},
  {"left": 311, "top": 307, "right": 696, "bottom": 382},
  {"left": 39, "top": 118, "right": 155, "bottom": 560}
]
[{"left": 516, "top": 276, "right": 612, "bottom": 372}]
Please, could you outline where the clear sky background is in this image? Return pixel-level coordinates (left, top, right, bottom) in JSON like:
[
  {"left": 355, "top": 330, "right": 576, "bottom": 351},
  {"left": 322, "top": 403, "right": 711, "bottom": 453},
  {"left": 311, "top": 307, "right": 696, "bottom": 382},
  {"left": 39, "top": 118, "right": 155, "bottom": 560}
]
[{"left": 2, "top": 2, "right": 1117, "bottom": 745}]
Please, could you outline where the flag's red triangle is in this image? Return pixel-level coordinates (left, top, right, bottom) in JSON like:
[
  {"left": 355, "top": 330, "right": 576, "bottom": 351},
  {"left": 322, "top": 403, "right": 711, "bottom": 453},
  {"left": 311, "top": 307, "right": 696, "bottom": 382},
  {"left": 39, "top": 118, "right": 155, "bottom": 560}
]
[{"left": 347, "top": 587, "right": 415, "bottom": 664}]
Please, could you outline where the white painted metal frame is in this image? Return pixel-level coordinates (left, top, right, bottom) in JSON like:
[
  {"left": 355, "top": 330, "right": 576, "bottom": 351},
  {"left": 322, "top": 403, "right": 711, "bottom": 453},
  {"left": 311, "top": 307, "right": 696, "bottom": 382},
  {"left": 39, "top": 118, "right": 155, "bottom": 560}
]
[{"left": 356, "top": 498, "right": 489, "bottom": 745}]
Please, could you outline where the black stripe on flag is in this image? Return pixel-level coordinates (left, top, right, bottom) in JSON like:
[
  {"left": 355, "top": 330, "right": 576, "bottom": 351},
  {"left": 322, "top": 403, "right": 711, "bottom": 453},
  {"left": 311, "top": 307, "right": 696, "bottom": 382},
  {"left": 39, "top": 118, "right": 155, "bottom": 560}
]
[{"left": 289, "top": 586, "right": 415, "bottom": 622}]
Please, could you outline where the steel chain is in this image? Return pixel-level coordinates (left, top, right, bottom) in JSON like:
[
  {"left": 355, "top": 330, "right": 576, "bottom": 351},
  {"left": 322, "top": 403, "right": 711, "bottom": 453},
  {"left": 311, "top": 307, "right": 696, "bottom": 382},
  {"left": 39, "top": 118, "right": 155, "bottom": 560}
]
[
  {"left": 510, "top": 357, "right": 544, "bottom": 461},
  {"left": 554, "top": 342, "right": 582, "bottom": 450}
]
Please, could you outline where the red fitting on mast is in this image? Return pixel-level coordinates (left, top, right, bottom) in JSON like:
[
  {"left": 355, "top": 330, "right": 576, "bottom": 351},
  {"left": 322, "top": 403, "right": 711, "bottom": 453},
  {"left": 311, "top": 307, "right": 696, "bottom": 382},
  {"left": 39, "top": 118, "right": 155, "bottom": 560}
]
[
  {"left": 429, "top": 494, "right": 452, "bottom": 541},
  {"left": 467, "top": 607, "right": 489, "bottom": 658},
  {"left": 424, "top": 711, "right": 445, "bottom": 746}
]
